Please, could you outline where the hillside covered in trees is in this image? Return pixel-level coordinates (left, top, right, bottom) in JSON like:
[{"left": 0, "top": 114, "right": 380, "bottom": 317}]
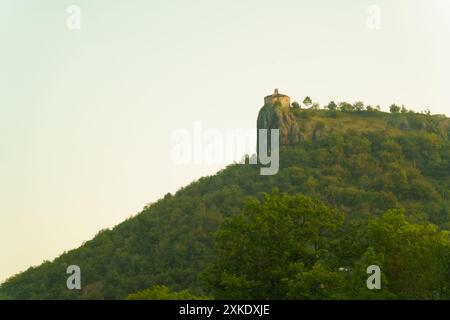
[{"left": 1, "top": 105, "right": 450, "bottom": 299}]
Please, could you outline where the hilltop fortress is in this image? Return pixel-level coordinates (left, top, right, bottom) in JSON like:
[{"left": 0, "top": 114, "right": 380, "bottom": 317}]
[
  {"left": 264, "top": 89, "right": 291, "bottom": 108},
  {"left": 257, "top": 89, "right": 301, "bottom": 147}
]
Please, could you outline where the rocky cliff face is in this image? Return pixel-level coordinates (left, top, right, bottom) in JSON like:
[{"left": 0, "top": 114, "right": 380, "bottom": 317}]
[
  {"left": 257, "top": 103, "right": 450, "bottom": 149},
  {"left": 257, "top": 104, "right": 302, "bottom": 146}
]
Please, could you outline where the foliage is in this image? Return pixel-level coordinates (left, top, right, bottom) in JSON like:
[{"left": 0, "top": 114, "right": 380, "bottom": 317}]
[
  {"left": 292, "top": 101, "right": 301, "bottom": 109},
  {"left": 204, "top": 196, "right": 450, "bottom": 299},
  {"left": 0, "top": 109, "right": 449, "bottom": 300},
  {"left": 390, "top": 104, "right": 401, "bottom": 113},
  {"left": 326, "top": 101, "right": 337, "bottom": 111},
  {"left": 127, "top": 285, "right": 210, "bottom": 300},
  {"left": 202, "top": 193, "right": 343, "bottom": 299},
  {"left": 303, "top": 96, "right": 312, "bottom": 107}
]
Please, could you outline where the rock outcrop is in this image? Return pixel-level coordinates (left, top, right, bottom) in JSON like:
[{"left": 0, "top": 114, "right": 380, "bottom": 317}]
[{"left": 257, "top": 89, "right": 303, "bottom": 147}]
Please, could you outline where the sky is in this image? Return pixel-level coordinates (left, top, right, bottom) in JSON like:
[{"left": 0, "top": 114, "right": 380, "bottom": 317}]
[{"left": 1, "top": 0, "right": 450, "bottom": 283}]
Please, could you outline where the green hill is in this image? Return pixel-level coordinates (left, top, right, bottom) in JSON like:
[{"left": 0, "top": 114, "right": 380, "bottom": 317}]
[{"left": 1, "top": 107, "right": 449, "bottom": 299}]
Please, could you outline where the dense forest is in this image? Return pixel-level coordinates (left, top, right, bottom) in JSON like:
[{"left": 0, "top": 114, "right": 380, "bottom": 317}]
[{"left": 1, "top": 104, "right": 449, "bottom": 299}]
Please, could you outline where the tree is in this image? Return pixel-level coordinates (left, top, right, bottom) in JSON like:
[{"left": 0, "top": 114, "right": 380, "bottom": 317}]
[
  {"left": 292, "top": 101, "right": 301, "bottom": 109},
  {"left": 342, "top": 247, "right": 394, "bottom": 299},
  {"left": 353, "top": 101, "right": 365, "bottom": 112},
  {"left": 339, "top": 102, "right": 355, "bottom": 112},
  {"left": 389, "top": 104, "right": 401, "bottom": 113},
  {"left": 367, "top": 210, "right": 450, "bottom": 299},
  {"left": 303, "top": 96, "right": 312, "bottom": 108},
  {"left": 326, "top": 101, "right": 338, "bottom": 111},
  {"left": 203, "top": 193, "right": 344, "bottom": 299},
  {"left": 285, "top": 262, "right": 346, "bottom": 299}
]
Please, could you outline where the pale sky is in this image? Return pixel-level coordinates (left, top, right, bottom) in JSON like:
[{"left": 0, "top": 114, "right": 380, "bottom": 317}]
[{"left": 1, "top": 0, "right": 449, "bottom": 283}]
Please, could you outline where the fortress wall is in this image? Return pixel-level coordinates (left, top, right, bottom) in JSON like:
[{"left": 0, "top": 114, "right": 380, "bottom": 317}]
[{"left": 264, "top": 96, "right": 291, "bottom": 108}]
